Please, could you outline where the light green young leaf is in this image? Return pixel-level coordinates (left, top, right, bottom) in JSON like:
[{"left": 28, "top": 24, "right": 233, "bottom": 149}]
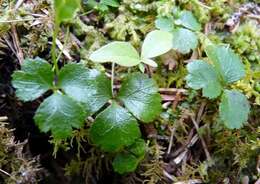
[
  {"left": 155, "top": 17, "right": 174, "bottom": 32},
  {"left": 141, "top": 58, "right": 158, "bottom": 67},
  {"left": 206, "top": 45, "right": 245, "bottom": 84},
  {"left": 172, "top": 28, "right": 198, "bottom": 54},
  {"left": 219, "top": 90, "right": 250, "bottom": 129},
  {"left": 90, "top": 103, "right": 141, "bottom": 152},
  {"left": 186, "top": 60, "right": 222, "bottom": 99},
  {"left": 12, "top": 58, "right": 54, "bottom": 102},
  {"left": 58, "top": 63, "right": 111, "bottom": 115},
  {"left": 141, "top": 30, "right": 173, "bottom": 58},
  {"left": 118, "top": 73, "right": 162, "bottom": 123},
  {"left": 112, "top": 152, "right": 139, "bottom": 174},
  {"left": 34, "top": 93, "right": 86, "bottom": 139},
  {"left": 89, "top": 41, "right": 141, "bottom": 67},
  {"left": 54, "top": 0, "right": 81, "bottom": 24},
  {"left": 177, "top": 10, "right": 201, "bottom": 31}
]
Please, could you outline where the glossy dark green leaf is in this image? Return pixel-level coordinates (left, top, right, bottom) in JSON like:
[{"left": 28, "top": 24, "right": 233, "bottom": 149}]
[
  {"left": 12, "top": 58, "right": 54, "bottom": 102},
  {"left": 118, "top": 73, "right": 162, "bottom": 122},
  {"left": 54, "top": 0, "right": 81, "bottom": 24},
  {"left": 128, "top": 138, "right": 146, "bottom": 157},
  {"left": 219, "top": 90, "right": 250, "bottom": 129},
  {"left": 90, "top": 103, "right": 141, "bottom": 152},
  {"left": 112, "top": 152, "right": 140, "bottom": 174},
  {"left": 58, "top": 63, "right": 112, "bottom": 115},
  {"left": 186, "top": 60, "right": 222, "bottom": 99},
  {"left": 177, "top": 10, "right": 201, "bottom": 31},
  {"left": 172, "top": 28, "right": 198, "bottom": 54},
  {"left": 34, "top": 93, "right": 86, "bottom": 139},
  {"left": 205, "top": 45, "right": 245, "bottom": 84}
]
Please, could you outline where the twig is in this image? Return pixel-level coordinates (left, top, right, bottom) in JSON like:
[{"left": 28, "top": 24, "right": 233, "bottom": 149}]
[
  {"left": 14, "top": 0, "right": 25, "bottom": 10},
  {"left": 173, "top": 179, "right": 203, "bottom": 184},
  {"left": 163, "top": 170, "right": 174, "bottom": 181},
  {"left": 0, "top": 168, "right": 17, "bottom": 182},
  {"left": 167, "top": 124, "right": 178, "bottom": 154},
  {"left": 0, "top": 168, "right": 11, "bottom": 177},
  {"left": 190, "top": 116, "right": 211, "bottom": 161},
  {"left": 159, "top": 88, "right": 187, "bottom": 94},
  {"left": 11, "top": 26, "right": 24, "bottom": 64}
]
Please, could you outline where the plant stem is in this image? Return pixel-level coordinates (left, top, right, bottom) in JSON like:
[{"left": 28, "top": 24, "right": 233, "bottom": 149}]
[
  {"left": 56, "top": 26, "right": 70, "bottom": 62},
  {"left": 51, "top": 23, "right": 59, "bottom": 74},
  {"left": 111, "top": 62, "right": 115, "bottom": 97}
]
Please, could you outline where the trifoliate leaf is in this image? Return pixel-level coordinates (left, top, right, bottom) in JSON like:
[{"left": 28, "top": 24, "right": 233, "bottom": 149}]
[
  {"left": 141, "top": 58, "right": 158, "bottom": 67},
  {"left": 112, "top": 152, "right": 140, "bottom": 174},
  {"left": 186, "top": 60, "right": 222, "bottom": 99},
  {"left": 219, "top": 90, "right": 250, "bottom": 129},
  {"left": 90, "top": 103, "right": 141, "bottom": 152},
  {"left": 89, "top": 41, "right": 141, "bottom": 67},
  {"left": 12, "top": 58, "right": 54, "bottom": 102},
  {"left": 118, "top": 73, "right": 162, "bottom": 122},
  {"left": 155, "top": 17, "right": 174, "bottom": 32},
  {"left": 177, "top": 10, "right": 201, "bottom": 31},
  {"left": 141, "top": 30, "right": 173, "bottom": 58},
  {"left": 205, "top": 45, "right": 245, "bottom": 84},
  {"left": 172, "top": 28, "right": 198, "bottom": 54},
  {"left": 54, "top": 0, "right": 81, "bottom": 24},
  {"left": 34, "top": 93, "right": 86, "bottom": 139},
  {"left": 58, "top": 63, "right": 112, "bottom": 115}
]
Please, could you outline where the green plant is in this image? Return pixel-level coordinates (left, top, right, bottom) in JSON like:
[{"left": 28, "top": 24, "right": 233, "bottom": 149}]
[
  {"left": 155, "top": 8, "right": 201, "bottom": 54},
  {"left": 11, "top": 0, "right": 167, "bottom": 174},
  {"left": 186, "top": 44, "right": 250, "bottom": 129}
]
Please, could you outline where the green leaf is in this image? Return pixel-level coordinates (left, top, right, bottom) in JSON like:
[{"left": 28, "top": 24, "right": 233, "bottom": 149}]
[
  {"left": 219, "top": 90, "right": 250, "bottom": 129},
  {"left": 172, "top": 28, "right": 198, "bottom": 54},
  {"left": 112, "top": 152, "right": 140, "bottom": 174},
  {"left": 12, "top": 58, "right": 54, "bottom": 102},
  {"left": 128, "top": 138, "right": 146, "bottom": 157},
  {"left": 54, "top": 0, "right": 81, "bottom": 24},
  {"left": 177, "top": 10, "right": 201, "bottom": 31},
  {"left": 205, "top": 45, "right": 245, "bottom": 84},
  {"left": 89, "top": 41, "right": 141, "bottom": 67},
  {"left": 118, "top": 73, "right": 162, "bottom": 122},
  {"left": 155, "top": 17, "right": 174, "bottom": 32},
  {"left": 100, "top": 0, "right": 119, "bottom": 7},
  {"left": 186, "top": 60, "right": 222, "bottom": 99},
  {"left": 141, "top": 30, "right": 173, "bottom": 58},
  {"left": 58, "top": 63, "right": 112, "bottom": 115},
  {"left": 34, "top": 93, "right": 86, "bottom": 139},
  {"left": 90, "top": 103, "right": 141, "bottom": 152},
  {"left": 141, "top": 58, "right": 158, "bottom": 67}
]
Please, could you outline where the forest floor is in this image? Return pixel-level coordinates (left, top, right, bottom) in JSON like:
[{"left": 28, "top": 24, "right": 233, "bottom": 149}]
[{"left": 0, "top": 0, "right": 259, "bottom": 184}]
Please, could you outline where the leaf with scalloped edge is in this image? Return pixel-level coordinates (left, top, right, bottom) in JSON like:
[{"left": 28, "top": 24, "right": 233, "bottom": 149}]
[
  {"left": 12, "top": 58, "right": 54, "bottom": 102},
  {"left": 219, "top": 90, "right": 250, "bottom": 129},
  {"left": 177, "top": 10, "right": 201, "bottom": 31},
  {"left": 112, "top": 139, "right": 146, "bottom": 174},
  {"left": 118, "top": 73, "right": 162, "bottom": 123},
  {"left": 34, "top": 93, "right": 86, "bottom": 139},
  {"left": 205, "top": 45, "right": 245, "bottom": 84},
  {"left": 58, "top": 63, "right": 112, "bottom": 115},
  {"left": 186, "top": 60, "right": 222, "bottom": 99},
  {"left": 90, "top": 103, "right": 141, "bottom": 152},
  {"left": 172, "top": 28, "right": 198, "bottom": 54}
]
